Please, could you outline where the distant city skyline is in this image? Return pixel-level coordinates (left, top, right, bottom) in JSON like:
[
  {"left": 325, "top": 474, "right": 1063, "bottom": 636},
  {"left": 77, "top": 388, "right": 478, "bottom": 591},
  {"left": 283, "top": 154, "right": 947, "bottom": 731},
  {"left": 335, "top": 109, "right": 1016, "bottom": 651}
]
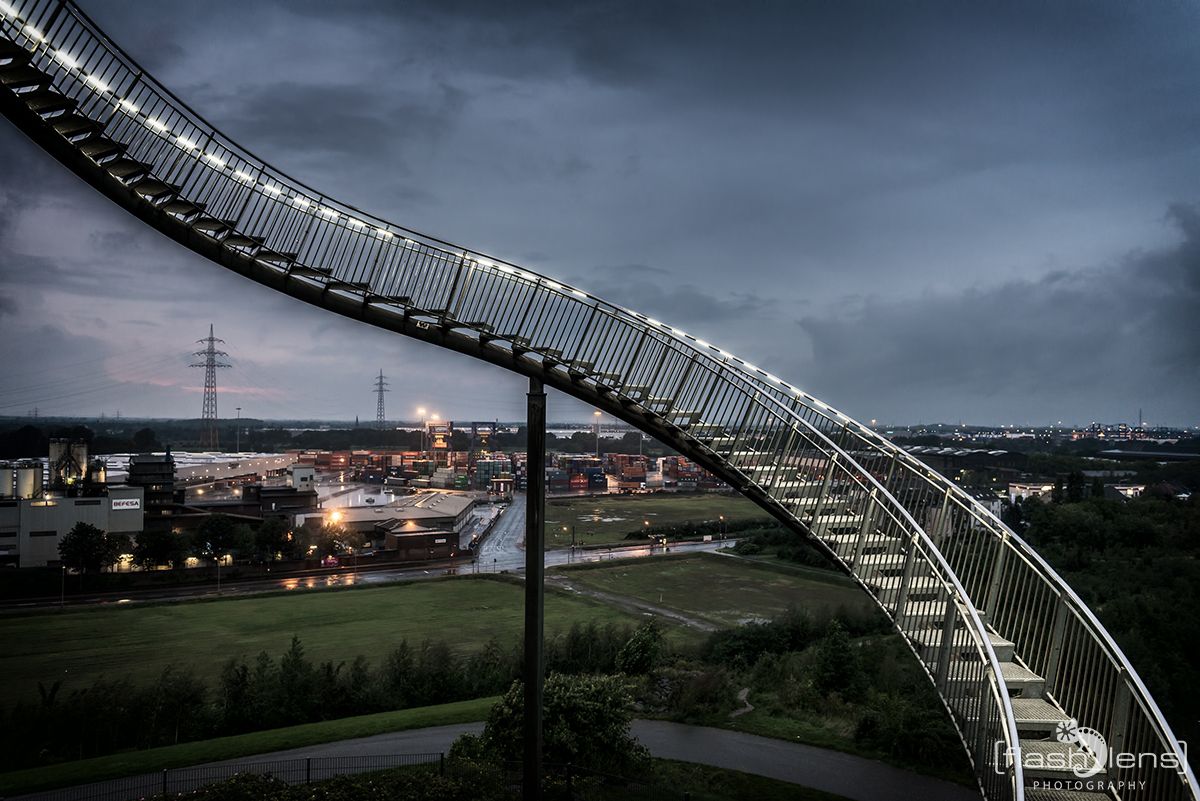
[{"left": 2, "top": 1, "right": 1198, "bottom": 425}]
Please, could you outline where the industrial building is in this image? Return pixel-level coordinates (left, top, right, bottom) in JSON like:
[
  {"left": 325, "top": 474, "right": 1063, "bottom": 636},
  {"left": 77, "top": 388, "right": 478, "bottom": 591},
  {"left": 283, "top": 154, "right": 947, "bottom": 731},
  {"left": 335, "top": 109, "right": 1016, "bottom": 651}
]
[
  {"left": 297, "top": 491, "right": 475, "bottom": 555},
  {"left": 126, "top": 452, "right": 176, "bottom": 532},
  {"left": 0, "top": 457, "right": 144, "bottom": 568}
]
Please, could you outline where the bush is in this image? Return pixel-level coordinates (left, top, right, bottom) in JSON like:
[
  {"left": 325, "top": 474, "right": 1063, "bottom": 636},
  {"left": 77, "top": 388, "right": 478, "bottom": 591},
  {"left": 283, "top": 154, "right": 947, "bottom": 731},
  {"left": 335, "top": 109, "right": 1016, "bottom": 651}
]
[{"left": 467, "top": 673, "right": 648, "bottom": 775}]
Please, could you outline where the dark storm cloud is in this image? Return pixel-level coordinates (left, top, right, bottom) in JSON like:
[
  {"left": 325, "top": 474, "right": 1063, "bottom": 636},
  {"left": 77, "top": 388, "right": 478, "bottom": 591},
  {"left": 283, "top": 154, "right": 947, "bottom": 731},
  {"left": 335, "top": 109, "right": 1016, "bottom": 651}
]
[
  {"left": 795, "top": 205, "right": 1200, "bottom": 424},
  {"left": 579, "top": 264, "right": 776, "bottom": 323},
  {"left": 2, "top": 0, "right": 1199, "bottom": 423}
]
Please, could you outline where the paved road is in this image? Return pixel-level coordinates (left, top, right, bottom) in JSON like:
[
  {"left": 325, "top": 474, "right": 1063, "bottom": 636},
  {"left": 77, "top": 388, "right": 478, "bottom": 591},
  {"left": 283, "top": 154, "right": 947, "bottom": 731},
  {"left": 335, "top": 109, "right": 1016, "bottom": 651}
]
[
  {"left": 477, "top": 492, "right": 526, "bottom": 565},
  {"left": 12, "top": 720, "right": 981, "bottom": 801}
]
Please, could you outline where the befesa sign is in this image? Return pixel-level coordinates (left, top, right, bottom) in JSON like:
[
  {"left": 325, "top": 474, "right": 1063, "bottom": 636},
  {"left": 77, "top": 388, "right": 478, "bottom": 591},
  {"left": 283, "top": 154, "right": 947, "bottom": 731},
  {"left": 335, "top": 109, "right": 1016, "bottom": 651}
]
[{"left": 111, "top": 498, "right": 141, "bottom": 511}]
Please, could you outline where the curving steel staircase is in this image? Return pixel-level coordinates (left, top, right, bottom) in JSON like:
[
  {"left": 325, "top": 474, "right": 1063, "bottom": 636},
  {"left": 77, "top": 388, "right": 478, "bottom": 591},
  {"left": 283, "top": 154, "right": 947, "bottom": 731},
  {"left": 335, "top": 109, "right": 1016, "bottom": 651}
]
[{"left": 0, "top": 3, "right": 1194, "bottom": 800}]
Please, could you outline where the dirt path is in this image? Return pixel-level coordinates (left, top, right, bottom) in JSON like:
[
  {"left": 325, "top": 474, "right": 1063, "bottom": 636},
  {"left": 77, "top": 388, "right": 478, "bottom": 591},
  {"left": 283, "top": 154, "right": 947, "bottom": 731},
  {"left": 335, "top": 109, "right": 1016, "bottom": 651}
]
[{"left": 546, "top": 575, "right": 718, "bottom": 632}]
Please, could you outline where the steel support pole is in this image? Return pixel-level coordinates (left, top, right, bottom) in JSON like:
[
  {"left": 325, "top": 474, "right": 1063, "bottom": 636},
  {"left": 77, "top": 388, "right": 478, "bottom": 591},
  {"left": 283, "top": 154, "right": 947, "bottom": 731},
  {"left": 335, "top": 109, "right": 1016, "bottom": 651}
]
[{"left": 523, "top": 376, "right": 546, "bottom": 801}]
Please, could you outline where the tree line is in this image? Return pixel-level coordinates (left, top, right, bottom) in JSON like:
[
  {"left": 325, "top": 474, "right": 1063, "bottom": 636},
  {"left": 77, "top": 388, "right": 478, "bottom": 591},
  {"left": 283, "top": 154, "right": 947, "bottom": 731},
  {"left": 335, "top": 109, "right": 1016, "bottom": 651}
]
[{"left": 0, "top": 621, "right": 644, "bottom": 770}]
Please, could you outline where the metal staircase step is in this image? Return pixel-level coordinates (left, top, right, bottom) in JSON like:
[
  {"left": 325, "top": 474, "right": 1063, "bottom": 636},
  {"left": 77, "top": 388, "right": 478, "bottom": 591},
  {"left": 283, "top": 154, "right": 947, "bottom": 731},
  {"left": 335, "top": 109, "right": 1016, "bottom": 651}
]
[
  {"left": 191, "top": 216, "right": 235, "bottom": 238},
  {"left": 79, "top": 136, "right": 125, "bottom": 163},
  {"left": 821, "top": 533, "right": 903, "bottom": 557},
  {"left": 910, "top": 626, "right": 1016, "bottom": 662},
  {"left": 162, "top": 199, "right": 204, "bottom": 221},
  {"left": 0, "top": 64, "right": 52, "bottom": 90},
  {"left": 700, "top": 434, "right": 736, "bottom": 446},
  {"left": 809, "top": 513, "right": 864, "bottom": 531},
  {"left": 131, "top": 177, "right": 179, "bottom": 202},
  {"left": 224, "top": 232, "right": 265, "bottom": 250},
  {"left": 0, "top": 38, "right": 33, "bottom": 66},
  {"left": 855, "top": 552, "right": 907, "bottom": 575},
  {"left": 50, "top": 112, "right": 104, "bottom": 141},
  {"left": 254, "top": 249, "right": 295, "bottom": 266},
  {"left": 1010, "top": 698, "right": 1072, "bottom": 734},
  {"left": 328, "top": 279, "right": 370, "bottom": 292},
  {"left": 24, "top": 89, "right": 76, "bottom": 116},
  {"left": 867, "top": 574, "right": 944, "bottom": 599},
  {"left": 289, "top": 264, "right": 333, "bottom": 278},
  {"left": 105, "top": 157, "right": 151, "bottom": 183},
  {"left": 949, "top": 662, "right": 1044, "bottom": 696}
]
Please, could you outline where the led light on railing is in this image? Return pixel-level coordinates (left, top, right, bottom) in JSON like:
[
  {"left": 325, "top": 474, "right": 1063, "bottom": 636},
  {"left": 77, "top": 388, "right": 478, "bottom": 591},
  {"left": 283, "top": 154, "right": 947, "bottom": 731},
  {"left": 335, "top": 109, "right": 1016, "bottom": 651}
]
[
  {"left": 119, "top": 98, "right": 139, "bottom": 113},
  {"left": 347, "top": 218, "right": 366, "bottom": 229},
  {"left": 766, "top": 373, "right": 781, "bottom": 384},
  {"left": 496, "top": 264, "right": 514, "bottom": 274},
  {"left": 175, "top": 135, "right": 197, "bottom": 150},
  {"left": 54, "top": 50, "right": 78, "bottom": 69},
  {"left": 202, "top": 153, "right": 226, "bottom": 167},
  {"left": 145, "top": 117, "right": 168, "bottom": 132},
  {"left": 571, "top": 289, "right": 587, "bottom": 299},
  {"left": 317, "top": 206, "right": 339, "bottom": 220},
  {"left": 376, "top": 228, "right": 394, "bottom": 238},
  {"left": 545, "top": 280, "right": 562, "bottom": 291},
  {"left": 85, "top": 75, "right": 110, "bottom": 92},
  {"left": 233, "top": 170, "right": 254, "bottom": 184},
  {"left": 697, "top": 340, "right": 711, "bottom": 349},
  {"left": 475, "top": 257, "right": 493, "bottom": 267},
  {"left": 0, "top": 2, "right": 17, "bottom": 17},
  {"left": 647, "top": 318, "right": 662, "bottom": 327},
  {"left": 292, "top": 197, "right": 310, "bottom": 208},
  {"left": 262, "top": 184, "right": 282, "bottom": 196},
  {"left": 23, "top": 24, "right": 44, "bottom": 41}
]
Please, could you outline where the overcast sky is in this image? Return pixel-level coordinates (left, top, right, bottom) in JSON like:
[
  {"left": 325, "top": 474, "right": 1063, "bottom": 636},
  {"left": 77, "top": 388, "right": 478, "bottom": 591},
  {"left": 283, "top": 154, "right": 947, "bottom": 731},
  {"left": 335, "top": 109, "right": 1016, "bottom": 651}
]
[{"left": 1, "top": 0, "right": 1198, "bottom": 426}]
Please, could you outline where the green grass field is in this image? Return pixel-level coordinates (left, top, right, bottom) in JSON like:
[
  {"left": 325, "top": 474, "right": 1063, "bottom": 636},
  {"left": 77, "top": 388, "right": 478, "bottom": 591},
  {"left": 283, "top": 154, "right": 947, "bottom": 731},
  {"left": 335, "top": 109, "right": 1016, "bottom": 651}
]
[
  {"left": 0, "top": 577, "right": 656, "bottom": 707},
  {"left": 0, "top": 696, "right": 498, "bottom": 796},
  {"left": 544, "top": 493, "right": 770, "bottom": 549},
  {"left": 561, "top": 554, "right": 873, "bottom": 627}
]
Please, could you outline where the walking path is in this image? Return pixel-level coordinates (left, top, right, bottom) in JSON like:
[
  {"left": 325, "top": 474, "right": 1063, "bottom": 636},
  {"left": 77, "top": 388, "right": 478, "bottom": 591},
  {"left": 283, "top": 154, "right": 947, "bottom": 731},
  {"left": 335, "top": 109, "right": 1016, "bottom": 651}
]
[{"left": 12, "top": 720, "right": 980, "bottom": 801}]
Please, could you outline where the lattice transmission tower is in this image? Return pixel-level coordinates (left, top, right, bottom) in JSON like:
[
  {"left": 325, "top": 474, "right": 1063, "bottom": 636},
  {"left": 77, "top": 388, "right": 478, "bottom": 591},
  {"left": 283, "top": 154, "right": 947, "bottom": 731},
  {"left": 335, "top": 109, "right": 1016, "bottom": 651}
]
[
  {"left": 190, "top": 324, "right": 230, "bottom": 450},
  {"left": 373, "top": 369, "right": 389, "bottom": 430}
]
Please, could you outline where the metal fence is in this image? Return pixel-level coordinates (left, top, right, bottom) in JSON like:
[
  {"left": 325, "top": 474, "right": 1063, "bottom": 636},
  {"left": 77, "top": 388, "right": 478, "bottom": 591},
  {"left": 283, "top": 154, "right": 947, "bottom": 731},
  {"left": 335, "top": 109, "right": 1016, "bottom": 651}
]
[
  {"left": 16, "top": 755, "right": 707, "bottom": 801},
  {"left": 0, "top": 2, "right": 1196, "bottom": 798},
  {"left": 15, "top": 753, "right": 444, "bottom": 801}
]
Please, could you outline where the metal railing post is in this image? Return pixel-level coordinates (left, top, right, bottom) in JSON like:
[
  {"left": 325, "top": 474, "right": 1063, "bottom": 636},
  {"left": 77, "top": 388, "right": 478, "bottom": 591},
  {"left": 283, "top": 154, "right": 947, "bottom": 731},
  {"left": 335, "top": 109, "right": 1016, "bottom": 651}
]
[
  {"left": 982, "top": 539, "right": 1007, "bottom": 617},
  {"left": 935, "top": 599, "right": 958, "bottom": 690},
  {"left": 892, "top": 533, "right": 919, "bottom": 621},
  {"left": 1041, "top": 596, "right": 1070, "bottom": 697}
]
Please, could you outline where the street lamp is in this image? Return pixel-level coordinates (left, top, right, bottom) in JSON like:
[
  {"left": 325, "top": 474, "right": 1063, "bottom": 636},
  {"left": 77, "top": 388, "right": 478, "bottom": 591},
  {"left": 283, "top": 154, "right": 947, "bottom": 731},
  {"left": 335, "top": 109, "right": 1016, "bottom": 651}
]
[
  {"left": 719, "top": 514, "right": 726, "bottom": 540},
  {"left": 594, "top": 410, "right": 601, "bottom": 457}
]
